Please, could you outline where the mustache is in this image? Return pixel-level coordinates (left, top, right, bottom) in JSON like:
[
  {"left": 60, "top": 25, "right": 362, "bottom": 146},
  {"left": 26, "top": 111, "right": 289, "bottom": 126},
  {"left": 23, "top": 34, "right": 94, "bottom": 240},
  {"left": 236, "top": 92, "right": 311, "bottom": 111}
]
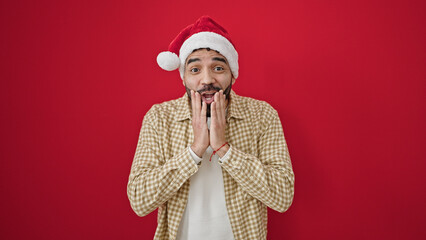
[{"left": 196, "top": 84, "right": 222, "bottom": 95}]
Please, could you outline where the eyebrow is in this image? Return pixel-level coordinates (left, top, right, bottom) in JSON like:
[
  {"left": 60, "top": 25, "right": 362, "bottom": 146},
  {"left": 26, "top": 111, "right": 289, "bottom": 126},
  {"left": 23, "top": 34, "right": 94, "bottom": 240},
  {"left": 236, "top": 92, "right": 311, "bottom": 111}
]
[
  {"left": 186, "top": 57, "right": 227, "bottom": 66},
  {"left": 186, "top": 58, "right": 200, "bottom": 65},
  {"left": 212, "top": 57, "right": 227, "bottom": 64}
]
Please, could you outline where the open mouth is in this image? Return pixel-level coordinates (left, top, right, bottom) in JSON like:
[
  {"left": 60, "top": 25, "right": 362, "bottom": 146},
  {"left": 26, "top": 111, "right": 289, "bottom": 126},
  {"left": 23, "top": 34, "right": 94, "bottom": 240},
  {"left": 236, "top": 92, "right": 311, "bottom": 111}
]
[{"left": 201, "top": 92, "right": 216, "bottom": 104}]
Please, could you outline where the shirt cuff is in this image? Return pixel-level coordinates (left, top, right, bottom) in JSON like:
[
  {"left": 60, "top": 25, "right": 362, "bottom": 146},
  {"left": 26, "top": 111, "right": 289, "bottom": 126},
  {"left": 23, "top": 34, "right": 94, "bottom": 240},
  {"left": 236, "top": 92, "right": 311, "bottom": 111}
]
[
  {"left": 188, "top": 146, "right": 203, "bottom": 165},
  {"left": 218, "top": 146, "right": 232, "bottom": 163}
]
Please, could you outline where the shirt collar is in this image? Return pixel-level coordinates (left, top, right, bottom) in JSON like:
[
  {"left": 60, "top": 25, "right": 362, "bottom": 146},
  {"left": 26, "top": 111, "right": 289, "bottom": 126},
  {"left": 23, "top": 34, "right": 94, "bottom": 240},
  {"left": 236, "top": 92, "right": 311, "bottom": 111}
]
[{"left": 174, "top": 90, "right": 246, "bottom": 121}]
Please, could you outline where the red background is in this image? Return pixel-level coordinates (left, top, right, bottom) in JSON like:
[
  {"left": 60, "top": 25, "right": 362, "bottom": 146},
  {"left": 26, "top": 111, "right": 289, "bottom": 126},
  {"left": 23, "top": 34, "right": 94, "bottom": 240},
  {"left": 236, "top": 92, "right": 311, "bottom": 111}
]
[{"left": 1, "top": 0, "right": 425, "bottom": 239}]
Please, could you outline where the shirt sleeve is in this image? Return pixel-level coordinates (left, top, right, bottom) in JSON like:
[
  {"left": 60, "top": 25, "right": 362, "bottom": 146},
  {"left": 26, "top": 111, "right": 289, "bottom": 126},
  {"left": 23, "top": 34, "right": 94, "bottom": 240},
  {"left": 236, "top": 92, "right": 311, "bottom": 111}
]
[
  {"left": 218, "top": 146, "right": 232, "bottom": 163},
  {"left": 188, "top": 146, "right": 203, "bottom": 165},
  {"left": 219, "top": 110, "right": 295, "bottom": 213},
  {"left": 127, "top": 107, "right": 199, "bottom": 217}
]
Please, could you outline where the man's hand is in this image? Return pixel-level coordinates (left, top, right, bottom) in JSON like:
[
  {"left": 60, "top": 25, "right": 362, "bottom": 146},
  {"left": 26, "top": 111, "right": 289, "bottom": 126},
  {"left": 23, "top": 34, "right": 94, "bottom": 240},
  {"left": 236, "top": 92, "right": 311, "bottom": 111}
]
[
  {"left": 210, "top": 90, "right": 230, "bottom": 157},
  {"left": 190, "top": 90, "right": 209, "bottom": 158}
]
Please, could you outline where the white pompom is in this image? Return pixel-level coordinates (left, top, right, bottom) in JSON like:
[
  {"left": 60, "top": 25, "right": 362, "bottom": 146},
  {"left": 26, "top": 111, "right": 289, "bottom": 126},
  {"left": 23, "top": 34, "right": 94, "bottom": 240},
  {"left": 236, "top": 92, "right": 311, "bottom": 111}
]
[{"left": 157, "top": 51, "right": 180, "bottom": 71}]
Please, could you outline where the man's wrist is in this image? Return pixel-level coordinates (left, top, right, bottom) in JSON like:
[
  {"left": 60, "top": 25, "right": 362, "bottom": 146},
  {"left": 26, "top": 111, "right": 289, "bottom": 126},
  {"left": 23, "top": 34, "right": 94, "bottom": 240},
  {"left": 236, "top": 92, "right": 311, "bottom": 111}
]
[
  {"left": 214, "top": 143, "right": 230, "bottom": 158},
  {"left": 190, "top": 144, "right": 206, "bottom": 158}
]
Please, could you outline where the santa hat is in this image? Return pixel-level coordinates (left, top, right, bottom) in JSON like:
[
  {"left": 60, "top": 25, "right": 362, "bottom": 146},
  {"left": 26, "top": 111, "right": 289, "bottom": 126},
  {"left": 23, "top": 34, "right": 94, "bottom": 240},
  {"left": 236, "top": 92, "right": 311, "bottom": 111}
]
[{"left": 156, "top": 16, "right": 239, "bottom": 79}]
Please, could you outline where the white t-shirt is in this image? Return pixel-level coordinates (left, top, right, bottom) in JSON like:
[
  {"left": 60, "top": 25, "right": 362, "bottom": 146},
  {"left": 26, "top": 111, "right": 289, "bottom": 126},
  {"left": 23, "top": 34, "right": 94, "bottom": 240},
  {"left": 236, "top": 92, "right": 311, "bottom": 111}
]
[{"left": 176, "top": 117, "right": 234, "bottom": 240}]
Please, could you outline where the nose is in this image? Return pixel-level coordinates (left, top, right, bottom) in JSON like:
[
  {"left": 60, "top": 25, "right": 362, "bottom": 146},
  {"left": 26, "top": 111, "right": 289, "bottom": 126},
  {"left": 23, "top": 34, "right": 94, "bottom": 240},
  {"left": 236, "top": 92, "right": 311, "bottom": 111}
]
[{"left": 200, "top": 69, "right": 214, "bottom": 85}]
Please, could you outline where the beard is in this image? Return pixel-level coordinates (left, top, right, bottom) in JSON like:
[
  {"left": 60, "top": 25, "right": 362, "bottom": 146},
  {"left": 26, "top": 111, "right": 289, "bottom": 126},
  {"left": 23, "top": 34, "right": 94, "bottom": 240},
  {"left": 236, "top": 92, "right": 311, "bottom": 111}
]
[{"left": 185, "top": 83, "right": 232, "bottom": 117}]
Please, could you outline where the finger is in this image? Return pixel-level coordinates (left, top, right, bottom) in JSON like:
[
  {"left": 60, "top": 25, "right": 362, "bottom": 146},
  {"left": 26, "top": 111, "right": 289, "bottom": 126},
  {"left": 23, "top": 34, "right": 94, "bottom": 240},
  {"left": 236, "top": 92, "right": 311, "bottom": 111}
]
[
  {"left": 201, "top": 101, "right": 207, "bottom": 123},
  {"left": 215, "top": 90, "right": 220, "bottom": 103},
  {"left": 220, "top": 90, "right": 226, "bottom": 122},
  {"left": 213, "top": 92, "right": 221, "bottom": 120},
  {"left": 216, "top": 91, "right": 224, "bottom": 122},
  {"left": 194, "top": 91, "right": 201, "bottom": 117},
  {"left": 191, "top": 90, "right": 196, "bottom": 118},
  {"left": 220, "top": 90, "right": 225, "bottom": 108},
  {"left": 211, "top": 101, "right": 216, "bottom": 125}
]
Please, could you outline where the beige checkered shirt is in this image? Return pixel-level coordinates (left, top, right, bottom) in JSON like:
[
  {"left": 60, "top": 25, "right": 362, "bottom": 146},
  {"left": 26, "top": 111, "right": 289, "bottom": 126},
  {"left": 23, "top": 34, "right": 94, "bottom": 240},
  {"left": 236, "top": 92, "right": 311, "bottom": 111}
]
[{"left": 127, "top": 90, "right": 294, "bottom": 240}]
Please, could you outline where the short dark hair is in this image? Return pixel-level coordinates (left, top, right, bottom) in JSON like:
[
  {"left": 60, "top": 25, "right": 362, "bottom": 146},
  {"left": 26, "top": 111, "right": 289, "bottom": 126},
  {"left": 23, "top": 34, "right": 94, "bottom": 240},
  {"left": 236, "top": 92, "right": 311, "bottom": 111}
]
[{"left": 191, "top": 47, "right": 220, "bottom": 54}]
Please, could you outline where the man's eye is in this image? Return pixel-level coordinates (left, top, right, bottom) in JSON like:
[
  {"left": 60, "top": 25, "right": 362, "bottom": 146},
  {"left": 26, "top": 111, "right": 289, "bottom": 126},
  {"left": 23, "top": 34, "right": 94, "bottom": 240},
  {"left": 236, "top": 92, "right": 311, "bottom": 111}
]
[
  {"left": 190, "top": 68, "right": 199, "bottom": 73},
  {"left": 214, "top": 66, "right": 224, "bottom": 71}
]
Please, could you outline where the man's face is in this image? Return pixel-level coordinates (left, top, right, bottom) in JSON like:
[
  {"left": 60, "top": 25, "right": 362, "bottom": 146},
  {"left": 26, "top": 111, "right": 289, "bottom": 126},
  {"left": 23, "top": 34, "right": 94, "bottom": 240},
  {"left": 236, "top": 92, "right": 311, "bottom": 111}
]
[{"left": 183, "top": 49, "right": 235, "bottom": 116}]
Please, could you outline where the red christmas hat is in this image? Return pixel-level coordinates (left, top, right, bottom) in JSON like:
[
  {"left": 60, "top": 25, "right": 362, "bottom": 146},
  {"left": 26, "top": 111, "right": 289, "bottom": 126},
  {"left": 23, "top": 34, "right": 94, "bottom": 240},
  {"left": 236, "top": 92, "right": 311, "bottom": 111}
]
[{"left": 157, "top": 16, "right": 239, "bottom": 79}]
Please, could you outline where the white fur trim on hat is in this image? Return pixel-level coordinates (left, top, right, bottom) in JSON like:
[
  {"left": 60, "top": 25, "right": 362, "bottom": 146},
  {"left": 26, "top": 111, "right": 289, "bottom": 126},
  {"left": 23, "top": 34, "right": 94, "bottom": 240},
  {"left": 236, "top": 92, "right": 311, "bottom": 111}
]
[
  {"left": 157, "top": 51, "right": 180, "bottom": 71},
  {"left": 178, "top": 32, "right": 239, "bottom": 79}
]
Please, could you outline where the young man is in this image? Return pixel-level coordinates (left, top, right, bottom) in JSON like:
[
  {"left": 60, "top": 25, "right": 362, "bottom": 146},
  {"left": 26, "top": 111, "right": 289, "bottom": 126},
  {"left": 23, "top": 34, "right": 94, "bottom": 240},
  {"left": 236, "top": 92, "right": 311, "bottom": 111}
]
[{"left": 127, "top": 16, "right": 294, "bottom": 240}]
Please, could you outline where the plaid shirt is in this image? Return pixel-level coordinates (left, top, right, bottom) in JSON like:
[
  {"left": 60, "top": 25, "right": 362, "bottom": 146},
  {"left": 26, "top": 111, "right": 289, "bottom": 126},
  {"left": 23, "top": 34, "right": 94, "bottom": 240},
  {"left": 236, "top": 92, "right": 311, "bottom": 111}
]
[{"left": 127, "top": 90, "right": 294, "bottom": 240}]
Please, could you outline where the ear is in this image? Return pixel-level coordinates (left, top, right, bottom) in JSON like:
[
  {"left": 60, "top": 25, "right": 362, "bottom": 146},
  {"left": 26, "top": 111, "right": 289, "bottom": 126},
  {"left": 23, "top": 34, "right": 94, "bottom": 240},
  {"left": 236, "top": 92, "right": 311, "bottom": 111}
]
[{"left": 231, "top": 77, "right": 236, "bottom": 85}]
